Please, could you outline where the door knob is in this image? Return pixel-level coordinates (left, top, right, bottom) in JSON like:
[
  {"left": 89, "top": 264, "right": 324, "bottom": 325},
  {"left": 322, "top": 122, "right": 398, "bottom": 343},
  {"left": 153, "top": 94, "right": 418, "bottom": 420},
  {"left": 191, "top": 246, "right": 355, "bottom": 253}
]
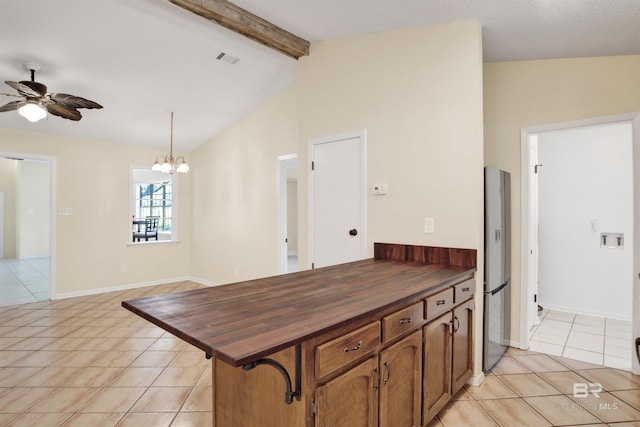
[{"left": 349, "top": 228, "right": 358, "bottom": 236}]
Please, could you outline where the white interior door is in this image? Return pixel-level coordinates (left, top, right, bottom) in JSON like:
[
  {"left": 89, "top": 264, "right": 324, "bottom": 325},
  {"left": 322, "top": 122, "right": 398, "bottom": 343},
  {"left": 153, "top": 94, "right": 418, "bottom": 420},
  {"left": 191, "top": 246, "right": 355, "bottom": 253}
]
[{"left": 310, "top": 132, "right": 366, "bottom": 269}]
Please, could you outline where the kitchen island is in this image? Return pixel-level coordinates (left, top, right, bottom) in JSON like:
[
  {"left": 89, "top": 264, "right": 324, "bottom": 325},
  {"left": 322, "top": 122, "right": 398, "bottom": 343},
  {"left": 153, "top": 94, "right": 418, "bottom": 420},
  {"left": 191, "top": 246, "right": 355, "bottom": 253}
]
[{"left": 123, "top": 243, "right": 477, "bottom": 426}]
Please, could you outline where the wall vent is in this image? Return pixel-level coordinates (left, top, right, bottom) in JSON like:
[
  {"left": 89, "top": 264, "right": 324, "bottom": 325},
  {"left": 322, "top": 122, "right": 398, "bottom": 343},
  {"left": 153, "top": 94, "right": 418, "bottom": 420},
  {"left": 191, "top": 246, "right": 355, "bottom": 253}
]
[{"left": 216, "top": 52, "right": 239, "bottom": 65}]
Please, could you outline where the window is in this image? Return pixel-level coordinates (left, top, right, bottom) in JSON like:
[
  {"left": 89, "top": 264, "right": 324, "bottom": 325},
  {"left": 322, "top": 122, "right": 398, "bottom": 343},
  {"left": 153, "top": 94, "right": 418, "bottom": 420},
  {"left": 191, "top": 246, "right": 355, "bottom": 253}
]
[{"left": 130, "top": 168, "right": 177, "bottom": 243}]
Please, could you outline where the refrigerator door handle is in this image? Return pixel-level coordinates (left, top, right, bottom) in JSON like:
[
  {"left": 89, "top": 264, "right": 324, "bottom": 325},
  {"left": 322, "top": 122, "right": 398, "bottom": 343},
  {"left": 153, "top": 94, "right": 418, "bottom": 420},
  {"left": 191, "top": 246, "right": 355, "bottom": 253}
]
[{"left": 488, "top": 281, "right": 509, "bottom": 296}]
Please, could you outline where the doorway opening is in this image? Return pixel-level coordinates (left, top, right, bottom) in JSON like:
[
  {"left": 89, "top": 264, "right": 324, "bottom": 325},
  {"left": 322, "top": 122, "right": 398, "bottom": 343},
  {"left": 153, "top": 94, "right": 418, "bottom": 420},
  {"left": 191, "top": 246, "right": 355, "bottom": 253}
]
[
  {"left": 278, "top": 154, "right": 298, "bottom": 274},
  {"left": 0, "top": 153, "right": 55, "bottom": 307},
  {"left": 520, "top": 113, "right": 639, "bottom": 373}
]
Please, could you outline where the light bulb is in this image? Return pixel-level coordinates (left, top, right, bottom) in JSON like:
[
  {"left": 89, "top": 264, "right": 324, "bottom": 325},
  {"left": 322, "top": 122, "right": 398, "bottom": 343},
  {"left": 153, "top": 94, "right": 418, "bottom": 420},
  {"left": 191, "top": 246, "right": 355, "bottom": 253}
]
[
  {"left": 160, "top": 161, "right": 172, "bottom": 173},
  {"left": 18, "top": 103, "right": 47, "bottom": 122},
  {"left": 176, "top": 162, "right": 190, "bottom": 173}
]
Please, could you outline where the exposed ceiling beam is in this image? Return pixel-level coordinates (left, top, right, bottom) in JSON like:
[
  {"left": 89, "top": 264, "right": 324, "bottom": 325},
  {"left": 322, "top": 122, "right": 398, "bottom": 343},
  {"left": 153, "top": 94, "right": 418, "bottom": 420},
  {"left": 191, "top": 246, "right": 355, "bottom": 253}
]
[{"left": 169, "top": 0, "right": 310, "bottom": 59}]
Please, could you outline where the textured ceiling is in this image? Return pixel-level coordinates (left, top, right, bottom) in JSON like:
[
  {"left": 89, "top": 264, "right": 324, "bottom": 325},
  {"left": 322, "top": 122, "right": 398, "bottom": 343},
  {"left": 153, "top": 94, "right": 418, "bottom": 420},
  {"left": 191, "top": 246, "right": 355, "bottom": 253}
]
[{"left": 0, "top": 0, "right": 638, "bottom": 152}]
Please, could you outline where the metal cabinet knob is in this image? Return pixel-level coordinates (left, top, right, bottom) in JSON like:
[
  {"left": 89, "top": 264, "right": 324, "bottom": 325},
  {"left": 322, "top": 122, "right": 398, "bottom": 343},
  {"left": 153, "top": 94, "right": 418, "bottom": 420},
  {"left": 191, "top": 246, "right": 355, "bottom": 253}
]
[{"left": 349, "top": 229, "right": 358, "bottom": 236}]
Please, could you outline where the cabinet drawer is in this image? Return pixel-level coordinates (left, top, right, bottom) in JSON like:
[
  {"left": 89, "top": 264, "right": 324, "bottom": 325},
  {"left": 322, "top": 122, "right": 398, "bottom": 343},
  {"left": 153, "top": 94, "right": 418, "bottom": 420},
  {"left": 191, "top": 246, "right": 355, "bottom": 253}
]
[
  {"left": 454, "top": 279, "right": 475, "bottom": 303},
  {"left": 382, "top": 302, "right": 423, "bottom": 343},
  {"left": 315, "top": 321, "right": 380, "bottom": 379},
  {"left": 425, "top": 288, "right": 453, "bottom": 320}
]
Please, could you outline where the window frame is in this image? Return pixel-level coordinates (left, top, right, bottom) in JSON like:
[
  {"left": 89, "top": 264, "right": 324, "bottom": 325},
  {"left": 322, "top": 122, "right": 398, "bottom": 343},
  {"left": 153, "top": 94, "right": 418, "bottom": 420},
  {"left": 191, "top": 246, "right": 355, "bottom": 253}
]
[{"left": 129, "top": 165, "right": 180, "bottom": 245}]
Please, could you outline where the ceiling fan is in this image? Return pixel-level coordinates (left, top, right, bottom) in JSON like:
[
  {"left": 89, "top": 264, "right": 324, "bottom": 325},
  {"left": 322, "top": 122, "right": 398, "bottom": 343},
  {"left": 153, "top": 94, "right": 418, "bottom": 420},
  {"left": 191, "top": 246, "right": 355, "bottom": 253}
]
[{"left": 0, "top": 63, "right": 102, "bottom": 122}]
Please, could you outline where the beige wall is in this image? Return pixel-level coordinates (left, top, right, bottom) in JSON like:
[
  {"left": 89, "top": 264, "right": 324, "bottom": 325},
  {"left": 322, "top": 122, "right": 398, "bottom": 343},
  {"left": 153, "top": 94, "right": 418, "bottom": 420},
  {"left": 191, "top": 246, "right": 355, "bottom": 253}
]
[
  {"left": 189, "top": 88, "right": 299, "bottom": 284},
  {"left": 296, "top": 21, "right": 484, "bottom": 264},
  {"left": 190, "top": 20, "right": 486, "bottom": 376},
  {"left": 0, "top": 158, "right": 18, "bottom": 258},
  {"left": 483, "top": 55, "right": 640, "bottom": 344},
  {"left": 0, "top": 128, "right": 192, "bottom": 296},
  {"left": 18, "top": 160, "right": 51, "bottom": 257}
]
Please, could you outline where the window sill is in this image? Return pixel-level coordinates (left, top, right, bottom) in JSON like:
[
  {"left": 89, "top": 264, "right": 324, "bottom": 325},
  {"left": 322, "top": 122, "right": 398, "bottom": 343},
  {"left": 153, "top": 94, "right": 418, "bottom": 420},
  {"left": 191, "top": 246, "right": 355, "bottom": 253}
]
[{"left": 128, "top": 240, "right": 180, "bottom": 247}]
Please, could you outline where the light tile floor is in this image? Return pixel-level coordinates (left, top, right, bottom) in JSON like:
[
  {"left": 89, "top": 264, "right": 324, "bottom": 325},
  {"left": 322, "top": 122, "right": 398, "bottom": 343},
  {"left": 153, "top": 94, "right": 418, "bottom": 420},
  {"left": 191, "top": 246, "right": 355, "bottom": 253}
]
[
  {"left": 430, "top": 347, "right": 640, "bottom": 426},
  {"left": 529, "top": 308, "right": 634, "bottom": 371},
  {"left": 0, "top": 258, "right": 50, "bottom": 307},
  {"left": 0, "top": 282, "right": 638, "bottom": 426}
]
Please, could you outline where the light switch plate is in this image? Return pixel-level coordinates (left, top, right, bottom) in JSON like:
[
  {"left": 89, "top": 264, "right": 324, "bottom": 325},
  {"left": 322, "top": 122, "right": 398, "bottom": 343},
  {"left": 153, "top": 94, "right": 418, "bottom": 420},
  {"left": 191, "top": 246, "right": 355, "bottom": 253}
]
[{"left": 424, "top": 217, "right": 434, "bottom": 234}]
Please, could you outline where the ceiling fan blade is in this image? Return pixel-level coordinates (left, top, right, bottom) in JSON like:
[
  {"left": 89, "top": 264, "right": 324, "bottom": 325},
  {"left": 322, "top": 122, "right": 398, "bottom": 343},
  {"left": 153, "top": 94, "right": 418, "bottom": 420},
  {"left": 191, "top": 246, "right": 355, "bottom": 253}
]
[
  {"left": 46, "top": 103, "right": 82, "bottom": 121},
  {"left": 49, "top": 93, "right": 102, "bottom": 109},
  {"left": 5, "top": 80, "right": 46, "bottom": 97},
  {"left": 0, "top": 100, "right": 27, "bottom": 113}
]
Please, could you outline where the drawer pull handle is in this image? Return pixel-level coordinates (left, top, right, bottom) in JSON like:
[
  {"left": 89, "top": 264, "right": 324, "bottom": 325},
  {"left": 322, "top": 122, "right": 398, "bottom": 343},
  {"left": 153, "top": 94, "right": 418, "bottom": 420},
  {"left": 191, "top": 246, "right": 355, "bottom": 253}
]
[
  {"left": 383, "top": 360, "right": 391, "bottom": 385},
  {"left": 436, "top": 300, "right": 446, "bottom": 306},
  {"left": 344, "top": 341, "right": 363, "bottom": 353},
  {"left": 399, "top": 317, "right": 412, "bottom": 325},
  {"left": 461, "top": 287, "right": 470, "bottom": 292},
  {"left": 373, "top": 366, "right": 380, "bottom": 391}
]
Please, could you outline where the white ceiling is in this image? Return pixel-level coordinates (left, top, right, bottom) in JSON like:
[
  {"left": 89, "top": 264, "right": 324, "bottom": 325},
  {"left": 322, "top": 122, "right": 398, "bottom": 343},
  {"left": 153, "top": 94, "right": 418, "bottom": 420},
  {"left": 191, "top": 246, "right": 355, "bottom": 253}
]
[{"left": 1, "top": 0, "right": 638, "bottom": 153}]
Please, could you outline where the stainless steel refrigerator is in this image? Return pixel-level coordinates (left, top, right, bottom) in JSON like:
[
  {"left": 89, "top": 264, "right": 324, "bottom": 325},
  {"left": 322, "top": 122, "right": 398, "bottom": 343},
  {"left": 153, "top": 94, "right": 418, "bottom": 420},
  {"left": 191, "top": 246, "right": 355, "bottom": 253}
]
[{"left": 483, "top": 167, "right": 511, "bottom": 371}]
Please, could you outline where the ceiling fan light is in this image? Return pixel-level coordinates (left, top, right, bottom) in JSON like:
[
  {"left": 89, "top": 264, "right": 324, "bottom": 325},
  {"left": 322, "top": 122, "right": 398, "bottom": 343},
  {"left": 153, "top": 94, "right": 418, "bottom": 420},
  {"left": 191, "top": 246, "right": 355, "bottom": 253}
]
[{"left": 18, "top": 103, "right": 46, "bottom": 122}]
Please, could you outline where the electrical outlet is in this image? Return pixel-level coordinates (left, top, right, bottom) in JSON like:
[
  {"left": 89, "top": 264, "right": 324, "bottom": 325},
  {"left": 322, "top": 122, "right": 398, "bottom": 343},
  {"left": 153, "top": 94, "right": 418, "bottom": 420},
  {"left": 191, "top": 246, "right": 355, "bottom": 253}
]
[
  {"left": 121, "top": 265, "right": 127, "bottom": 273},
  {"left": 424, "top": 217, "right": 435, "bottom": 234}
]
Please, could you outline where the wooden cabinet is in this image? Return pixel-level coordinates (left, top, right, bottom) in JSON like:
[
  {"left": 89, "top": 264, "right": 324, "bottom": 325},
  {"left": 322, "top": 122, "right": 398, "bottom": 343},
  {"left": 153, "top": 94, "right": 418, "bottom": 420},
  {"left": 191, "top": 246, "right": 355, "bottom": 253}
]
[
  {"left": 379, "top": 331, "right": 422, "bottom": 427},
  {"left": 123, "top": 243, "right": 478, "bottom": 427},
  {"left": 315, "top": 357, "right": 379, "bottom": 427},
  {"left": 382, "top": 302, "right": 422, "bottom": 343},
  {"left": 422, "top": 311, "right": 453, "bottom": 424},
  {"left": 315, "top": 332, "right": 422, "bottom": 427},
  {"left": 425, "top": 288, "right": 454, "bottom": 321},
  {"left": 423, "top": 279, "right": 475, "bottom": 425},
  {"left": 314, "top": 314, "right": 422, "bottom": 427},
  {"left": 315, "top": 321, "right": 380, "bottom": 380},
  {"left": 452, "top": 298, "right": 474, "bottom": 395}
]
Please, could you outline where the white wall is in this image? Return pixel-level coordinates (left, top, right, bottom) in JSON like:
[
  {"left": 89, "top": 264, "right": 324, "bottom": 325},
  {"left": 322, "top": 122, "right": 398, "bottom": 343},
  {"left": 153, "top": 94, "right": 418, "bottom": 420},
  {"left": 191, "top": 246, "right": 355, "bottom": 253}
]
[
  {"left": 287, "top": 179, "right": 298, "bottom": 253},
  {"left": 17, "top": 160, "right": 51, "bottom": 258},
  {"left": 484, "top": 54, "right": 640, "bottom": 344},
  {"left": 537, "top": 122, "right": 633, "bottom": 319}
]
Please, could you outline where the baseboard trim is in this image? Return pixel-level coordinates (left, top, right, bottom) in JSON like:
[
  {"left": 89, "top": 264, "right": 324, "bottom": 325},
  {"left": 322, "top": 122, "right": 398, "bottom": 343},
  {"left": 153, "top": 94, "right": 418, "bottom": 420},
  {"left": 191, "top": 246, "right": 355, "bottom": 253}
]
[
  {"left": 540, "top": 303, "right": 632, "bottom": 322},
  {"left": 189, "top": 277, "right": 221, "bottom": 287},
  {"left": 468, "top": 371, "right": 485, "bottom": 387},
  {"left": 53, "top": 276, "right": 207, "bottom": 300}
]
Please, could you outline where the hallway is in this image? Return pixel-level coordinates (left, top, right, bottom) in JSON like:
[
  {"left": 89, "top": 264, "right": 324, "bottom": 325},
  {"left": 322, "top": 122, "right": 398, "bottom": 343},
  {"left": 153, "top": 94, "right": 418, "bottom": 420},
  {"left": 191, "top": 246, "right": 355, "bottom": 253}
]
[
  {"left": 530, "top": 308, "right": 633, "bottom": 371},
  {"left": 0, "top": 258, "right": 49, "bottom": 307}
]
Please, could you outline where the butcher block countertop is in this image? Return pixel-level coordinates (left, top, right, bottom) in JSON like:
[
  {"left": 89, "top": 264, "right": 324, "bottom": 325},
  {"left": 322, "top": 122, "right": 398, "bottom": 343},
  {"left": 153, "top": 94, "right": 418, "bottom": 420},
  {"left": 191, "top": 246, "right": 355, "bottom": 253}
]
[{"left": 122, "top": 243, "right": 477, "bottom": 367}]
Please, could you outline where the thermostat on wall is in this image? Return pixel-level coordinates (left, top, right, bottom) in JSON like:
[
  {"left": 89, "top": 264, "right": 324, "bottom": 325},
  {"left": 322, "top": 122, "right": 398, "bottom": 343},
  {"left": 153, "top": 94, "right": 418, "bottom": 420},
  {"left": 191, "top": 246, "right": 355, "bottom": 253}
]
[{"left": 373, "top": 184, "right": 388, "bottom": 195}]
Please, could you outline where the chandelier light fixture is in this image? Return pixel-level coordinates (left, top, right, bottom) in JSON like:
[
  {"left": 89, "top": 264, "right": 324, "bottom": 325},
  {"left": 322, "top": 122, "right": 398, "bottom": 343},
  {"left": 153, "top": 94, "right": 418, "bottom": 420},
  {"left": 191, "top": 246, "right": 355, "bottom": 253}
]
[{"left": 152, "top": 112, "right": 189, "bottom": 174}]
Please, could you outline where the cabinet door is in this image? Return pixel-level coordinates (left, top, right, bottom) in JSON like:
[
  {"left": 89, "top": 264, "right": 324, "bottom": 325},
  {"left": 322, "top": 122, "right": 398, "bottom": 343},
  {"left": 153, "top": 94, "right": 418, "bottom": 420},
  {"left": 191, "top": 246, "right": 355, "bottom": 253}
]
[
  {"left": 423, "top": 311, "right": 452, "bottom": 425},
  {"left": 452, "top": 298, "right": 474, "bottom": 395},
  {"left": 315, "top": 357, "right": 379, "bottom": 427},
  {"left": 379, "top": 331, "right": 421, "bottom": 427}
]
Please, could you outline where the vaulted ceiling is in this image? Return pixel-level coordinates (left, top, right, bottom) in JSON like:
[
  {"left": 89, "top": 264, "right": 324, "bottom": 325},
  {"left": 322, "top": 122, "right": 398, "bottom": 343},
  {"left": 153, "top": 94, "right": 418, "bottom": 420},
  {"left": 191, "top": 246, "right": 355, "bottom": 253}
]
[{"left": 1, "top": 0, "right": 638, "bottom": 152}]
